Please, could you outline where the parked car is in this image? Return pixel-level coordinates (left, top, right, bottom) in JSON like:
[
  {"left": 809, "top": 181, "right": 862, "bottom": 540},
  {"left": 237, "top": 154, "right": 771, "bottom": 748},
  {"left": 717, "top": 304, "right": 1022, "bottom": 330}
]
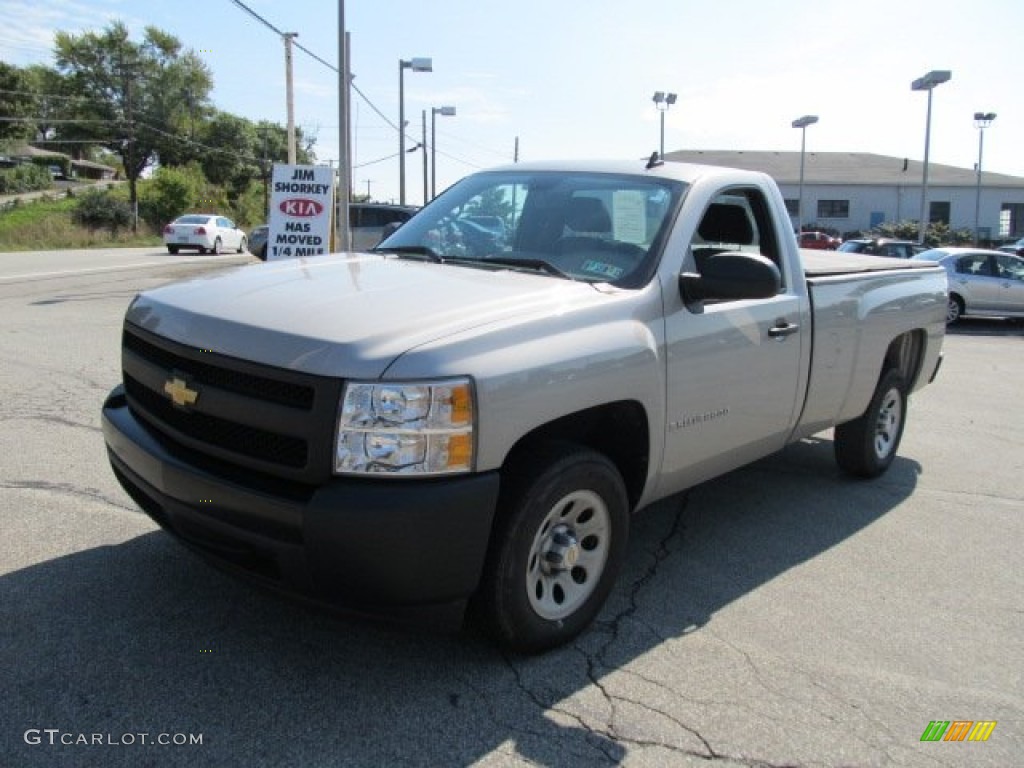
[
  {"left": 250, "top": 204, "right": 420, "bottom": 261},
  {"left": 798, "top": 231, "right": 840, "bottom": 250},
  {"left": 997, "top": 243, "right": 1024, "bottom": 257},
  {"left": 248, "top": 224, "right": 269, "bottom": 260},
  {"left": 349, "top": 203, "right": 419, "bottom": 251},
  {"left": 913, "top": 247, "right": 1024, "bottom": 323},
  {"left": 839, "top": 238, "right": 918, "bottom": 259},
  {"left": 163, "top": 214, "right": 247, "bottom": 255}
]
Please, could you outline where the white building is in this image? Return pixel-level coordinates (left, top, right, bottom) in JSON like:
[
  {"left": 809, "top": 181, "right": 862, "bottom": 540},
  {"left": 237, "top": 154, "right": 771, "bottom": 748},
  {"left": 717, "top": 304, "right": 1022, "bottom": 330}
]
[{"left": 663, "top": 150, "right": 1024, "bottom": 242}]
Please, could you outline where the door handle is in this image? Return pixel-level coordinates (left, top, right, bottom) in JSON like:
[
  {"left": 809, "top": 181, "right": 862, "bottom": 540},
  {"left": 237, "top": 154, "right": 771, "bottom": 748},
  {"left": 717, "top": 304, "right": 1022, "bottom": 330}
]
[{"left": 769, "top": 321, "right": 800, "bottom": 339}]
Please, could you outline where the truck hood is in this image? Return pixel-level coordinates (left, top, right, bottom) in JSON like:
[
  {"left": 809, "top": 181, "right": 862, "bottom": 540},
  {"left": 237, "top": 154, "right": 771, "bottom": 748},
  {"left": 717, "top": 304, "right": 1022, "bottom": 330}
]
[{"left": 126, "top": 253, "right": 603, "bottom": 379}]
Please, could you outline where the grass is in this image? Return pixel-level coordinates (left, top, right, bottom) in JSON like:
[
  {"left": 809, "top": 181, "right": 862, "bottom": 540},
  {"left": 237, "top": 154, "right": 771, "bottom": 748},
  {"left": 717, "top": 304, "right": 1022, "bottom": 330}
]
[{"left": 0, "top": 191, "right": 162, "bottom": 251}]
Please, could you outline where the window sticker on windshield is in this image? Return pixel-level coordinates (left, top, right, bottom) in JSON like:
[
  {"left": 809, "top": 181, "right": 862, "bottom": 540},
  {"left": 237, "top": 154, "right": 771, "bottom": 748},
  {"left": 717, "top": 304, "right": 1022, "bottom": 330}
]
[
  {"left": 581, "top": 260, "right": 625, "bottom": 280},
  {"left": 612, "top": 191, "right": 647, "bottom": 244}
]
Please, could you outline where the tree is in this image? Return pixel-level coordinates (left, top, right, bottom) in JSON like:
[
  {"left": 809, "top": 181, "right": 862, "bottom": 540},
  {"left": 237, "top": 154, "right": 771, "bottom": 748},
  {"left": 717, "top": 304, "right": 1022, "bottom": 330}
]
[
  {"left": 0, "top": 63, "right": 35, "bottom": 143},
  {"left": 54, "top": 21, "right": 213, "bottom": 230}
]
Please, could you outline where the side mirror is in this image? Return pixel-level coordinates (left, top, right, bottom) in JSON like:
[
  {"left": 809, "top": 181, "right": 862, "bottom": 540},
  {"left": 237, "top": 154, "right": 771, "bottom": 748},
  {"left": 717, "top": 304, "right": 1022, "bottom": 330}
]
[{"left": 679, "top": 251, "right": 781, "bottom": 304}]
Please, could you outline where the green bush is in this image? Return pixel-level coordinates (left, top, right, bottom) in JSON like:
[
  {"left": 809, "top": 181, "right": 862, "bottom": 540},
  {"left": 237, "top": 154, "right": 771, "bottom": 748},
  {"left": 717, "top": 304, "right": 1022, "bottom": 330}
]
[
  {"left": 72, "top": 189, "right": 132, "bottom": 234},
  {"left": 139, "top": 165, "right": 202, "bottom": 227},
  {"left": 0, "top": 164, "right": 53, "bottom": 194}
]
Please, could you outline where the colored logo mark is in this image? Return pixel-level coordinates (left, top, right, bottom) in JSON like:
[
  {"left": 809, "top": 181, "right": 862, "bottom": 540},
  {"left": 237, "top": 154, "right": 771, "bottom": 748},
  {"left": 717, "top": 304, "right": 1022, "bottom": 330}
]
[{"left": 920, "top": 720, "right": 996, "bottom": 742}]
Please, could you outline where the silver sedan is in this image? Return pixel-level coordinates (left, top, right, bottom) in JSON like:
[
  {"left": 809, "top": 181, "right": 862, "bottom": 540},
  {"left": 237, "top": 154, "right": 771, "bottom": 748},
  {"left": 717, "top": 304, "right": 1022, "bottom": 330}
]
[{"left": 914, "top": 247, "right": 1024, "bottom": 323}]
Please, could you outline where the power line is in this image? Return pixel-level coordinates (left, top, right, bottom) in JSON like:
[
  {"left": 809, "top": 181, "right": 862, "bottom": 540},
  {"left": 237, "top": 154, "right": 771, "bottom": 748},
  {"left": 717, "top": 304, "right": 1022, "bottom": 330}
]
[{"left": 223, "top": 0, "right": 481, "bottom": 170}]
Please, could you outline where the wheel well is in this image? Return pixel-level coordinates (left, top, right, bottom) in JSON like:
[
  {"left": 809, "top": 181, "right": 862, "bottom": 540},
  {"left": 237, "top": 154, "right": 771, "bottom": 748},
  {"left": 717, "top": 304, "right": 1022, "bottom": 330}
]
[
  {"left": 501, "top": 401, "right": 649, "bottom": 510},
  {"left": 883, "top": 330, "right": 926, "bottom": 388}
]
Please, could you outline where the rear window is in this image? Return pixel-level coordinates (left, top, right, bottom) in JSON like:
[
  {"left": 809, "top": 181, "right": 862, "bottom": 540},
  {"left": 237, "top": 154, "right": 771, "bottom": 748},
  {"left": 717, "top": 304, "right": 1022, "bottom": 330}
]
[{"left": 175, "top": 215, "right": 210, "bottom": 225}]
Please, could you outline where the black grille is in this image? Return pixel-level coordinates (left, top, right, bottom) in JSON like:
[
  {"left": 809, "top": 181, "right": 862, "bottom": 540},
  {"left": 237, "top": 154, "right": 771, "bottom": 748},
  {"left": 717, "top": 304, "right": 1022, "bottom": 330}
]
[
  {"left": 124, "top": 330, "right": 314, "bottom": 410},
  {"left": 125, "top": 376, "right": 308, "bottom": 468},
  {"left": 121, "top": 323, "right": 342, "bottom": 484}
]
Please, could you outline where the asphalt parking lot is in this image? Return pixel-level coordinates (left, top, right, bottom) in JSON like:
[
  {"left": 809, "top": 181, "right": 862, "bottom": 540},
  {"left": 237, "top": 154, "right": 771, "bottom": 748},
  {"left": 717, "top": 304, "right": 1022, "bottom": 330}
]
[{"left": 1, "top": 250, "right": 1021, "bottom": 767}]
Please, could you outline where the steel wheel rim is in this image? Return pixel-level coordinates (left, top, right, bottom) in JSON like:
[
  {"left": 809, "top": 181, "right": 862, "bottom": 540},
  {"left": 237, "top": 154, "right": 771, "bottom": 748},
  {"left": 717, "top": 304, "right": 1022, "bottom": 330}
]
[
  {"left": 873, "top": 387, "right": 902, "bottom": 459},
  {"left": 526, "top": 489, "right": 610, "bottom": 621}
]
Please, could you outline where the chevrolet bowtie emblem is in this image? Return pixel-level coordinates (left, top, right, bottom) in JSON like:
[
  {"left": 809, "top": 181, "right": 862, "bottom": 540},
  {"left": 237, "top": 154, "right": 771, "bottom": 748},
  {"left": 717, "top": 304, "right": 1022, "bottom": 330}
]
[{"left": 164, "top": 376, "right": 199, "bottom": 408}]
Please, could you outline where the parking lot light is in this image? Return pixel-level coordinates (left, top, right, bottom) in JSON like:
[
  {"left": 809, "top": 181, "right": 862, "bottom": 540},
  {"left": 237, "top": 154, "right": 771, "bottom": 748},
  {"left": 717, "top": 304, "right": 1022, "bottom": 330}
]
[
  {"left": 791, "top": 115, "right": 819, "bottom": 239},
  {"left": 973, "top": 111, "right": 996, "bottom": 246},
  {"left": 911, "top": 70, "right": 952, "bottom": 245}
]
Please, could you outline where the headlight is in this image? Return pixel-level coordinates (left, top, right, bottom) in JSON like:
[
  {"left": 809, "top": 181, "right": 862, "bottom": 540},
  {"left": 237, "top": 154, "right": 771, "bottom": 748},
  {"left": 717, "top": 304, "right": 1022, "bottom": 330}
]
[{"left": 335, "top": 378, "right": 474, "bottom": 476}]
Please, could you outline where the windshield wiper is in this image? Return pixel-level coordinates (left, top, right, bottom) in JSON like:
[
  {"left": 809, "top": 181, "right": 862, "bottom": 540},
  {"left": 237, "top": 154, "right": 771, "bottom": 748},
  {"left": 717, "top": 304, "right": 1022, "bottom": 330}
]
[
  {"left": 374, "top": 244, "right": 442, "bottom": 263},
  {"left": 446, "top": 255, "right": 573, "bottom": 280}
]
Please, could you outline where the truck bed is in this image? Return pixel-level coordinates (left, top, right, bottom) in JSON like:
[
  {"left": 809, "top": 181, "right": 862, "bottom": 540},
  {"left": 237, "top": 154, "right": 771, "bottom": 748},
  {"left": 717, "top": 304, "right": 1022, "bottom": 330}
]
[{"left": 800, "top": 250, "right": 933, "bottom": 278}]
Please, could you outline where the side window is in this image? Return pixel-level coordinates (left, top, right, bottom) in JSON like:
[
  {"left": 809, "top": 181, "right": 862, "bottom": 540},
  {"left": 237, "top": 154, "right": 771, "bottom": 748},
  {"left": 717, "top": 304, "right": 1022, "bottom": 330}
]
[
  {"left": 360, "top": 209, "right": 386, "bottom": 228},
  {"left": 690, "top": 187, "right": 784, "bottom": 291},
  {"left": 995, "top": 254, "right": 1024, "bottom": 280},
  {"left": 956, "top": 255, "right": 992, "bottom": 276}
]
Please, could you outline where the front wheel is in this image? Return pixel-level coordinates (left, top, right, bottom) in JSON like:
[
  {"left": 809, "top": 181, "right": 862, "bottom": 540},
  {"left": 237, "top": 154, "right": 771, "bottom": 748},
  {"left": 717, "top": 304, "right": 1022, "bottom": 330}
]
[
  {"left": 476, "top": 444, "right": 629, "bottom": 653},
  {"left": 946, "top": 294, "right": 964, "bottom": 324},
  {"left": 834, "top": 368, "right": 907, "bottom": 478}
]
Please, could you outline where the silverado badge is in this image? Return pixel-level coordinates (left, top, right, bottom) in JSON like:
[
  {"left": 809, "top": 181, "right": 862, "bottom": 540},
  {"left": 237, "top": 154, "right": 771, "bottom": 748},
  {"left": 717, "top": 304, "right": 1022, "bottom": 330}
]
[{"left": 164, "top": 375, "right": 199, "bottom": 408}]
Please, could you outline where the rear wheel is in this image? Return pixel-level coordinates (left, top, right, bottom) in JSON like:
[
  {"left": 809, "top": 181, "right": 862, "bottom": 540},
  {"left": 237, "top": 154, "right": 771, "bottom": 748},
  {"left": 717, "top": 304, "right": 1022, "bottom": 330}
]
[
  {"left": 167, "top": 245, "right": 179, "bottom": 254},
  {"left": 212, "top": 237, "right": 223, "bottom": 255},
  {"left": 476, "top": 443, "right": 629, "bottom": 653},
  {"left": 835, "top": 368, "right": 907, "bottom": 478},
  {"left": 237, "top": 236, "right": 247, "bottom": 254}
]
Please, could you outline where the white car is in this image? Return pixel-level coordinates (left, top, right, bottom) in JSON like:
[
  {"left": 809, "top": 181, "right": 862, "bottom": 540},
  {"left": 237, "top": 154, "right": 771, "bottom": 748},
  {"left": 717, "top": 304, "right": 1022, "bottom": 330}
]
[{"left": 163, "top": 214, "right": 247, "bottom": 255}]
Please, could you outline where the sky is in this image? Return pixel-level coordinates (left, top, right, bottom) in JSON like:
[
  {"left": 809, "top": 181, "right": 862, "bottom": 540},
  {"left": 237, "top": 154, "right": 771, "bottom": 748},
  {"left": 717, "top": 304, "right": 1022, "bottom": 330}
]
[{"left": 2, "top": 0, "right": 1023, "bottom": 205}]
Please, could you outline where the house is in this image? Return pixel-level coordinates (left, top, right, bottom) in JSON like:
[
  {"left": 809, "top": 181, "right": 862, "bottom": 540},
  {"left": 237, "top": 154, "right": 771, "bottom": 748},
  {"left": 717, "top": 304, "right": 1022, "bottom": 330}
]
[
  {"left": 663, "top": 150, "right": 1024, "bottom": 241},
  {"left": 6, "top": 145, "right": 116, "bottom": 181}
]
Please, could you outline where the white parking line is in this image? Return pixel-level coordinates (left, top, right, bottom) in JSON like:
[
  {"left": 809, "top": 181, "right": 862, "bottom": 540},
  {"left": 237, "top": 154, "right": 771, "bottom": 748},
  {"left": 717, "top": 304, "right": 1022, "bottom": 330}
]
[{"left": 0, "top": 255, "right": 251, "bottom": 283}]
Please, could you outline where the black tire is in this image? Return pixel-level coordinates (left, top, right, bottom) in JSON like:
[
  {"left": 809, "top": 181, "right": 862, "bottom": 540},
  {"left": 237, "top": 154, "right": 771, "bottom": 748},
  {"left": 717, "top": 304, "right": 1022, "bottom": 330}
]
[
  {"left": 167, "top": 245, "right": 179, "bottom": 254},
  {"left": 237, "top": 236, "right": 247, "bottom": 254},
  {"left": 476, "top": 443, "right": 629, "bottom": 653},
  {"left": 258, "top": 244, "right": 267, "bottom": 261},
  {"left": 212, "top": 237, "right": 222, "bottom": 255},
  {"left": 835, "top": 368, "right": 907, "bottom": 478},
  {"left": 947, "top": 294, "right": 964, "bottom": 324}
]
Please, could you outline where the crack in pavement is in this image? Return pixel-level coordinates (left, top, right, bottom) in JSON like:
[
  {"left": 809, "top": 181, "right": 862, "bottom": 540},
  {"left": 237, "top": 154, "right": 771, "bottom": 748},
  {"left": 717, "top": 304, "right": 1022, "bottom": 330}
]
[
  {"left": 1, "top": 413, "right": 102, "bottom": 434},
  {"left": 497, "top": 494, "right": 821, "bottom": 767},
  {"left": 1, "top": 480, "right": 137, "bottom": 512}
]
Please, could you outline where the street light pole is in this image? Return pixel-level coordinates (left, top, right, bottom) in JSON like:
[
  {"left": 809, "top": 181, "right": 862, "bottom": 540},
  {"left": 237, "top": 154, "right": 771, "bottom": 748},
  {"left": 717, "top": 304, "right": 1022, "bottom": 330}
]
[
  {"left": 911, "top": 70, "right": 952, "bottom": 245},
  {"left": 431, "top": 105, "right": 456, "bottom": 200},
  {"left": 973, "top": 111, "right": 996, "bottom": 246},
  {"left": 791, "top": 115, "right": 819, "bottom": 238},
  {"left": 398, "top": 57, "right": 432, "bottom": 205},
  {"left": 652, "top": 91, "right": 677, "bottom": 159},
  {"left": 421, "top": 110, "right": 428, "bottom": 205}
]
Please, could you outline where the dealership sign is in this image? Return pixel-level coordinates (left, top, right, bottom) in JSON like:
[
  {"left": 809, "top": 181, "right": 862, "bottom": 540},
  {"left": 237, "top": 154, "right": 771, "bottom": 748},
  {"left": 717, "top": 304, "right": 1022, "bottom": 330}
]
[{"left": 267, "top": 164, "right": 334, "bottom": 260}]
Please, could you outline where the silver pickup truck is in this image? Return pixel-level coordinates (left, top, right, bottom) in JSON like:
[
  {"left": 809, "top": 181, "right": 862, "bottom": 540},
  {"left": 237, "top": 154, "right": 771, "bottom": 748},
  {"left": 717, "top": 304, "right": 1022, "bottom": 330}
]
[{"left": 102, "top": 159, "right": 946, "bottom": 652}]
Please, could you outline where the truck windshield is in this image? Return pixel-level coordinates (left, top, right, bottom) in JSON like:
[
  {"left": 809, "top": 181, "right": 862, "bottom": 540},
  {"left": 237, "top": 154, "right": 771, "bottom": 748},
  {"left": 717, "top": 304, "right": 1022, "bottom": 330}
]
[{"left": 375, "top": 170, "right": 686, "bottom": 287}]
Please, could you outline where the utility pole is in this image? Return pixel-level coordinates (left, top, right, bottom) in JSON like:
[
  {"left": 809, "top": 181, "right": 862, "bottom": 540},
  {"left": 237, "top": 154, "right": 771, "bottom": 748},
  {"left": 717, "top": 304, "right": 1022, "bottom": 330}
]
[
  {"left": 336, "top": 20, "right": 352, "bottom": 250},
  {"left": 284, "top": 32, "right": 298, "bottom": 165}
]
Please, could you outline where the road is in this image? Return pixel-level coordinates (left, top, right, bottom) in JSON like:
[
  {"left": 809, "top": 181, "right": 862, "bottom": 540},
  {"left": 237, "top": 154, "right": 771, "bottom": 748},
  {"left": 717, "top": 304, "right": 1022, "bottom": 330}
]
[{"left": 1, "top": 248, "right": 1021, "bottom": 767}]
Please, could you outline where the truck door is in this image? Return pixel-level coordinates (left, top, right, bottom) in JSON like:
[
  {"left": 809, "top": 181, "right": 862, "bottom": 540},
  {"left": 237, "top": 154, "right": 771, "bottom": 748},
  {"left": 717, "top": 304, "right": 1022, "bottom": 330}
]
[{"left": 659, "top": 187, "right": 805, "bottom": 493}]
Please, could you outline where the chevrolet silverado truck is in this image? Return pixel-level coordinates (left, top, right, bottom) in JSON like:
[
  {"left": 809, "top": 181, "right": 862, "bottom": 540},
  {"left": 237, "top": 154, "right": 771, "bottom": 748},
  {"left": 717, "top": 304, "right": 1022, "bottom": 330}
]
[{"left": 102, "top": 159, "right": 946, "bottom": 652}]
